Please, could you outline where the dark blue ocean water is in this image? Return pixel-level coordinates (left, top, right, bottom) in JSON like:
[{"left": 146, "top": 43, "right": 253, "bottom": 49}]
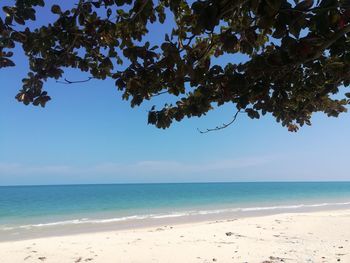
[{"left": 1, "top": 182, "right": 350, "bottom": 229}]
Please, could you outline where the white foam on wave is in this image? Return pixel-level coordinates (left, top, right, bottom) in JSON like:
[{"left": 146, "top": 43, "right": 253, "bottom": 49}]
[{"left": 2, "top": 201, "right": 350, "bottom": 231}]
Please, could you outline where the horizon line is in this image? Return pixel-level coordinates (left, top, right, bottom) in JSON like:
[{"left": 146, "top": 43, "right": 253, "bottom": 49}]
[{"left": 1, "top": 180, "right": 350, "bottom": 187}]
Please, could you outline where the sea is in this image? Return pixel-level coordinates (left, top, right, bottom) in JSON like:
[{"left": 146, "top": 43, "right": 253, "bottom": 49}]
[{"left": 1, "top": 182, "right": 350, "bottom": 241}]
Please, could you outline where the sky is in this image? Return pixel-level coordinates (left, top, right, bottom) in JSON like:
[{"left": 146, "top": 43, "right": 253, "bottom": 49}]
[{"left": 1, "top": 1, "right": 350, "bottom": 185}]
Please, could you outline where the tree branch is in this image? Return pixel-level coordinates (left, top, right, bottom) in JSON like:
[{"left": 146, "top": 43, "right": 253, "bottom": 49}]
[
  {"left": 129, "top": 0, "right": 150, "bottom": 22},
  {"left": 304, "top": 24, "right": 350, "bottom": 63},
  {"left": 56, "top": 77, "right": 94, "bottom": 84},
  {"left": 219, "top": 0, "right": 250, "bottom": 19},
  {"left": 280, "top": 4, "right": 350, "bottom": 14},
  {"left": 197, "top": 109, "right": 241, "bottom": 133},
  {"left": 151, "top": 90, "right": 169, "bottom": 97}
]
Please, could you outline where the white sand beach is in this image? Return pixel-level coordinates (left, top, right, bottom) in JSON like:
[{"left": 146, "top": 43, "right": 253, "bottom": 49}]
[{"left": 1, "top": 209, "right": 350, "bottom": 263}]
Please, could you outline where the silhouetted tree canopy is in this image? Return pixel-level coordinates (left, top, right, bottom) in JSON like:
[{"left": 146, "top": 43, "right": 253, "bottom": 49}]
[{"left": 1, "top": 0, "right": 350, "bottom": 131}]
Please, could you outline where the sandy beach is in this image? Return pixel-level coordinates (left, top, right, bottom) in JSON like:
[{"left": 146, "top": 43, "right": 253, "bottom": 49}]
[{"left": 1, "top": 209, "right": 349, "bottom": 263}]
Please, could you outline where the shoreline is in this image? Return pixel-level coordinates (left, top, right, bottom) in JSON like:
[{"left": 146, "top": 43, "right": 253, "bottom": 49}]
[
  {"left": 1, "top": 209, "right": 350, "bottom": 262},
  {"left": 2, "top": 202, "right": 350, "bottom": 242}
]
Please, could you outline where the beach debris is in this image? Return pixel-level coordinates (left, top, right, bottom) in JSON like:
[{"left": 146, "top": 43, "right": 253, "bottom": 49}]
[
  {"left": 270, "top": 258, "right": 278, "bottom": 262},
  {"left": 225, "top": 232, "right": 245, "bottom": 237},
  {"left": 216, "top": 241, "right": 235, "bottom": 245},
  {"left": 23, "top": 255, "right": 31, "bottom": 261},
  {"left": 261, "top": 256, "right": 287, "bottom": 262},
  {"left": 212, "top": 258, "right": 217, "bottom": 262},
  {"left": 38, "top": 257, "right": 46, "bottom": 261},
  {"left": 75, "top": 257, "right": 82, "bottom": 262}
]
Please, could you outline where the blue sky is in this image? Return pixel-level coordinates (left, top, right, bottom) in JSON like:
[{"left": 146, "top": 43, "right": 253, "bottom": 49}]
[{"left": 1, "top": 1, "right": 350, "bottom": 185}]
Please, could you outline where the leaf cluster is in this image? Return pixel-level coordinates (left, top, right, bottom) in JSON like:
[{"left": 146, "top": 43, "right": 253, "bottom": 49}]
[{"left": 1, "top": 0, "right": 350, "bottom": 131}]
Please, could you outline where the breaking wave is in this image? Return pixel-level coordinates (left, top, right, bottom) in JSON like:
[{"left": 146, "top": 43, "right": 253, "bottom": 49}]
[{"left": 2, "top": 201, "right": 350, "bottom": 231}]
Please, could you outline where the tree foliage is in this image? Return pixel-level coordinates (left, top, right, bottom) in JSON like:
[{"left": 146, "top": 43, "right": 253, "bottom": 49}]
[{"left": 1, "top": 0, "right": 350, "bottom": 131}]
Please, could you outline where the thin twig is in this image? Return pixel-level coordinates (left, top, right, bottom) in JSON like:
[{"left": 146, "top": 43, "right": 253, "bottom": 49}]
[
  {"left": 56, "top": 77, "right": 94, "bottom": 84},
  {"left": 198, "top": 109, "right": 241, "bottom": 133},
  {"left": 151, "top": 90, "right": 169, "bottom": 97}
]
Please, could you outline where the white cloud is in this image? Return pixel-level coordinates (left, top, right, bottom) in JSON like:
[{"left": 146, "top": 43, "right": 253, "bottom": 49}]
[
  {"left": 133, "top": 157, "right": 273, "bottom": 173},
  {"left": 0, "top": 156, "right": 274, "bottom": 185},
  {"left": 2, "top": 153, "right": 350, "bottom": 185}
]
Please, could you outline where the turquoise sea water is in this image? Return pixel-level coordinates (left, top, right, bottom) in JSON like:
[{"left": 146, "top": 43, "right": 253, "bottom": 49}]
[{"left": 1, "top": 182, "right": 350, "bottom": 232}]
